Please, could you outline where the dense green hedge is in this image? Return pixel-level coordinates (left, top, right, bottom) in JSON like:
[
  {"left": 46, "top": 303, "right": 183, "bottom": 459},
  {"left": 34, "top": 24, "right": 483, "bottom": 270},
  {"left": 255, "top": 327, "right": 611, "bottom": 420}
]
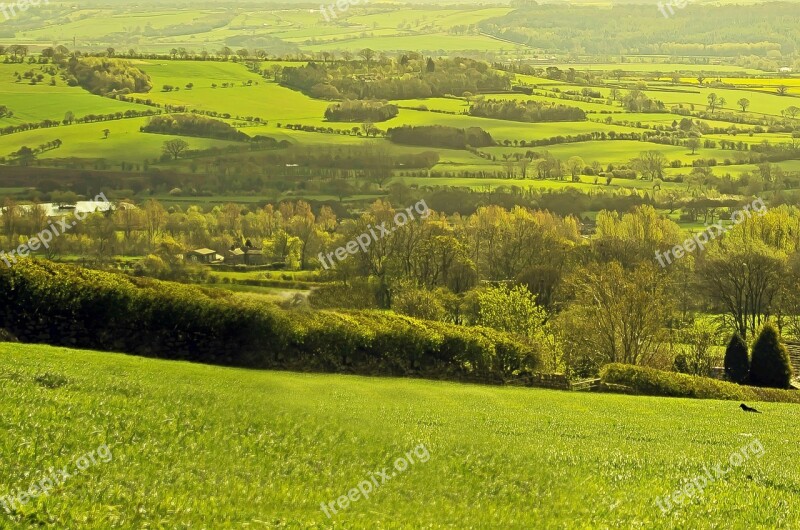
[
  {"left": 0, "top": 260, "right": 539, "bottom": 382},
  {"left": 600, "top": 364, "right": 800, "bottom": 404}
]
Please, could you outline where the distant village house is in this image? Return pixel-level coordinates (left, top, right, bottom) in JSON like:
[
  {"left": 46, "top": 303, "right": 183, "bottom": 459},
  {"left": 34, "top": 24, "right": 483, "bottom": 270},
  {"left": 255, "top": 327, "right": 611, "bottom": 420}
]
[
  {"left": 226, "top": 240, "right": 266, "bottom": 266},
  {"left": 187, "top": 248, "right": 223, "bottom": 264}
]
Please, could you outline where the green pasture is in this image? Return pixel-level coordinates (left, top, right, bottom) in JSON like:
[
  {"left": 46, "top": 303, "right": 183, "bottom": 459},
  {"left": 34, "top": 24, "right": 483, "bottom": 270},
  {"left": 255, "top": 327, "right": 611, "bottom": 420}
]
[
  {"left": 0, "top": 64, "right": 152, "bottom": 125},
  {"left": 1, "top": 342, "right": 798, "bottom": 528},
  {"left": 304, "top": 34, "right": 518, "bottom": 53},
  {"left": 0, "top": 118, "right": 238, "bottom": 162}
]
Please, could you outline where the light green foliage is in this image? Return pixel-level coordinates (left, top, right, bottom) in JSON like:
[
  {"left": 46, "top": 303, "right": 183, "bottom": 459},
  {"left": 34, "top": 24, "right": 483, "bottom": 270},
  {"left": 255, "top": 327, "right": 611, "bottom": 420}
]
[
  {"left": 475, "top": 284, "right": 547, "bottom": 340},
  {"left": 555, "top": 262, "right": 675, "bottom": 376},
  {"left": 673, "top": 319, "right": 722, "bottom": 377}
]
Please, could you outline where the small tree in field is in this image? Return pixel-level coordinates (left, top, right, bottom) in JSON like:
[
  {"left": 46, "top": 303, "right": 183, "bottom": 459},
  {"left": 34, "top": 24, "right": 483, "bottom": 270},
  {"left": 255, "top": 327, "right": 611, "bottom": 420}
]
[
  {"left": 162, "top": 139, "right": 189, "bottom": 160},
  {"left": 749, "top": 323, "right": 792, "bottom": 389},
  {"left": 737, "top": 98, "right": 750, "bottom": 112},
  {"left": 724, "top": 333, "right": 749, "bottom": 384}
]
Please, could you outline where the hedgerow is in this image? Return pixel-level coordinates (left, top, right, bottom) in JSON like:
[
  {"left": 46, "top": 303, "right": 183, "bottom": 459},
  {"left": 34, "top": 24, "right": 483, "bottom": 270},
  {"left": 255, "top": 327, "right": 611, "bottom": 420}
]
[
  {"left": 600, "top": 363, "right": 800, "bottom": 404},
  {"left": 0, "top": 260, "right": 539, "bottom": 383}
]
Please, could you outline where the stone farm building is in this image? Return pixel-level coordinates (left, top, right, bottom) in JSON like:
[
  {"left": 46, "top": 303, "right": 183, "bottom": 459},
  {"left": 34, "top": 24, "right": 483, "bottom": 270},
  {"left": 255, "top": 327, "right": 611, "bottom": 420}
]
[{"left": 186, "top": 248, "right": 223, "bottom": 264}]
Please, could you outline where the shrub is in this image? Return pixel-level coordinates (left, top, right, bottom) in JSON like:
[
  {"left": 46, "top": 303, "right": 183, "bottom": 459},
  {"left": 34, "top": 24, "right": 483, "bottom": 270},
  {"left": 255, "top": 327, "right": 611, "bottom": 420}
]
[
  {"left": 392, "top": 286, "right": 447, "bottom": 321},
  {"left": 601, "top": 363, "right": 746, "bottom": 400},
  {"left": 469, "top": 99, "right": 586, "bottom": 123},
  {"left": 475, "top": 284, "right": 547, "bottom": 341},
  {"left": 66, "top": 57, "right": 152, "bottom": 95},
  {"left": 724, "top": 333, "right": 750, "bottom": 384},
  {"left": 673, "top": 354, "right": 690, "bottom": 374},
  {"left": 749, "top": 323, "right": 793, "bottom": 389},
  {"left": 0, "top": 260, "right": 536, "bottom": 384},
  {"left": 142, "top": 114, "right": 249, "bottom": 141},
  {"left": 600, "top": 363, "right": 800, "bottom": 404},
  {"left": 386, "top": 125, "right": 494, "bottom": 149}
]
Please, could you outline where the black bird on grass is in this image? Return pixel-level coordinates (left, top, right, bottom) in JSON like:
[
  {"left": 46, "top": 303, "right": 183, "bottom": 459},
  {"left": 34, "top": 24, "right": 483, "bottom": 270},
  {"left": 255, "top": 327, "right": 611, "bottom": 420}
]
[{"left": 740, "top": 403, "right": 762, "bottom": 413}]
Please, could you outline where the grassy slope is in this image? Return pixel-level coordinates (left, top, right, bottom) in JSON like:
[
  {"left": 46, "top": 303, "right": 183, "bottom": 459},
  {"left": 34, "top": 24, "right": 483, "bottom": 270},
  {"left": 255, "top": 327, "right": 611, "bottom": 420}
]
[
  {"left": 3, "top": 5, "right": 513, "bottom": 52},
  {"left": 0, "top": 118, "right": 240, "bottom": 162},
  {"left": 0, "top": 64, "right": 153, "bottom": 126},
  {"left": 1, "top": 343, "right": 799, "bottom": 528}
]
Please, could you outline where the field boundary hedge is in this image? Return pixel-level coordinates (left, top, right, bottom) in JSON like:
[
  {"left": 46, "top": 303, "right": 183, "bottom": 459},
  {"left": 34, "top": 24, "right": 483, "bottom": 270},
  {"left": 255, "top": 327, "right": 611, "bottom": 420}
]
[
  {"left": 600, "top": 364, "right": 800, "bottom": 404},
  {"left": 0, "top": 260, "right": 539, "bottom": 384}
]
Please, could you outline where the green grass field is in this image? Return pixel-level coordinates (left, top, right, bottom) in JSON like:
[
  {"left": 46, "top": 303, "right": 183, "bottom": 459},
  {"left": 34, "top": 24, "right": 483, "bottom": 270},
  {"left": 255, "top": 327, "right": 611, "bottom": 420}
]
[
  {"left": 0, "top": 64, "right": 153, "bottom": 126},
  {"left": 0, "top": 55, "right": 796, "bottom": 177},
  {"left": 136, "top": 65, "right": 331, "bottom": 124},
  {"left": 0, "top": 5, "right": 514, "bottom": 54},
  {"left": 0, "top": 117, "right": 238, "bottom": 162},
  {"left": 2, "top": 342, "right": 799, "bottom": 528},
  {"left": 0, "top": 13, "right": 797, "bottom": 200}
]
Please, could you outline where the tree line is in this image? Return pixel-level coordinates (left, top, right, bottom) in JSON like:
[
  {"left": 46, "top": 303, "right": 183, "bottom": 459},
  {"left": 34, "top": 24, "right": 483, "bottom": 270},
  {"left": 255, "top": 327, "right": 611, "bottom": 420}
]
[
  {"left": 280, "top": 56, "right": 512, "bottom": 101},
  {"left": 5, "top": 194, "right": 797, "bottom": 384},
  {"left": 386, "top": 125, "right": 494, "bottom": 149},
  {"left": 469, "top": 99, "right": 586, "bottom": 123},
  {"left": 142, "top": 114, "right": 250, "bottom": 142},
  {"left": 324, "top": 100, "right": 399, "bottom": 123}
]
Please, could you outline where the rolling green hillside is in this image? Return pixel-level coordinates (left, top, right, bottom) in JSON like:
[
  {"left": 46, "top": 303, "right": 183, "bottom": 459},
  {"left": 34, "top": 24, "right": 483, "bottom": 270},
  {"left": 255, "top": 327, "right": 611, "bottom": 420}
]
[{"left": 2, "top": 342, "right": 799, "bottom": 528}]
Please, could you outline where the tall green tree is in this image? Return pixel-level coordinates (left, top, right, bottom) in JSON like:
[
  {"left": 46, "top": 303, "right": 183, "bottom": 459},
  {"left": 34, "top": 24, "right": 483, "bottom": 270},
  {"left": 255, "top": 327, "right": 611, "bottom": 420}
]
[
  {"left": 700, "top": 238, "right": 787, "bottom": 339},
  {"left": 555, "top": 262, "right": 674, "bottom": 375},
  {"left": 749, "top": 323, "right": 792, "bottom": 389},
  {"left": 723, "top": 332, "right": 749, "bottom": 384},
  {"left": 475, "top": 284, "right": 547, "bottom": 341}
]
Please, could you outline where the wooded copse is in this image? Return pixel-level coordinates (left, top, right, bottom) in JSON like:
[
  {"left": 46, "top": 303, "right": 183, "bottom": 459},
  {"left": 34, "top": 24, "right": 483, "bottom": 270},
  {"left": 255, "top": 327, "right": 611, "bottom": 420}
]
[
  {"left": 482, "top": 3, "right": 800, "bottom": 59},
  {"left": 469, "top": 99, "right": 587, "bottom": 122},
  {"left": 386, "top": 125, "right": 494, "bottom": 148},
  {"left": 280, "top": 57, "right": 512, "bottom": 100},
  {"left": 324, "top": 100, "right": 399, "bottom": 122},
  {"left": 63, "top": 57, "right": 152, "bottom": 95},
  {"left": 142, "top": 114, "right": 250, "bottom": 141}
]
